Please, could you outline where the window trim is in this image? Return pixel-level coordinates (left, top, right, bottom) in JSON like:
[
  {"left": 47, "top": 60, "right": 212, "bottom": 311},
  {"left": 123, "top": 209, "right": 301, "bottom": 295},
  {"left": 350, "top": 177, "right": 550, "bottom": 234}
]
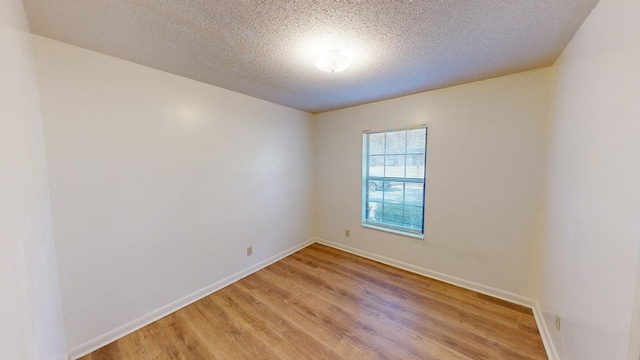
[{"left": 361, "top": 124, "right": 427, "bottom": 239}]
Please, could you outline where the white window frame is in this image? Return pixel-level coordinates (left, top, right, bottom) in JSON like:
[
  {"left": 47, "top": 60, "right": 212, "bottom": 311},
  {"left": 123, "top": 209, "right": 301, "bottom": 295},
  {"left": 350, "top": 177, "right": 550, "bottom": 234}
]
[{"left": 361, "top": 125, "right": 427, "bottom": 239}]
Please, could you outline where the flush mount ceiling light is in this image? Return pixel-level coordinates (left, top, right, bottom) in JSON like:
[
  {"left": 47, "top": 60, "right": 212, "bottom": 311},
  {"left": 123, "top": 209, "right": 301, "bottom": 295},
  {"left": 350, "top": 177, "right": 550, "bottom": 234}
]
[{"left": 315, "top": 51, "right": 351, "bottom": 73}]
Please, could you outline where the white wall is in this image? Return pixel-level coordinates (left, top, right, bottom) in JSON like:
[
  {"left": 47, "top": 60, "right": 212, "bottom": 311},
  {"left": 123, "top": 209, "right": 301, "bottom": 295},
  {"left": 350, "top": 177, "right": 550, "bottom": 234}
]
[
  {"left": 32, "top": 36, "right": 314, "bottom": 355},
  {"left": 25, "top": 1, "right": 640, "bottom": 358},
  {"left": 314, "top": 68, "right": 551, "bottom": 301},
  {"left": 538, "top": 0, "right": 640, "bottom": 358},
  {"left": 0, "top": 1, "right": 67, "bottom": 359}
]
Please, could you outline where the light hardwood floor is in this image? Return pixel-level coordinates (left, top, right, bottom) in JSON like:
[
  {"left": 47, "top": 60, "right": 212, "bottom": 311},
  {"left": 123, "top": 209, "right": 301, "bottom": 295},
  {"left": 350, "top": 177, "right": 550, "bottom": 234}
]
[{"left": 81, "top": 243, "right": 547, "bottom": 359}]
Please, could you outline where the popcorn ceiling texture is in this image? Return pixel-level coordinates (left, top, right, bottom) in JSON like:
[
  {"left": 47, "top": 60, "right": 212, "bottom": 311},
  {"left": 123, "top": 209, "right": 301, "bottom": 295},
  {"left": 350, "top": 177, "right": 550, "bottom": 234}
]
[{"left": 24, "top": 0, "right": 599, "bottom": 113}]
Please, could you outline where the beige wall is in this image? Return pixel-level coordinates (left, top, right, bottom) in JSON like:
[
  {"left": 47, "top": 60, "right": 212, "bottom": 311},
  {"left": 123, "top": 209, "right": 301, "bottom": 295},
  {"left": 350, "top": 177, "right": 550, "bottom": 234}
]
[
  {"left": 314, "top": 68, "right": 551, "bottom": 302},
  {"left": 538, "top": 0, "right": 640, "bottom": 358},
  {"left": 0, "top": 0, "right": 66, "bottom": 359},
  {"left": 33, "top": 36, "right": 314, "bottom": 357}
]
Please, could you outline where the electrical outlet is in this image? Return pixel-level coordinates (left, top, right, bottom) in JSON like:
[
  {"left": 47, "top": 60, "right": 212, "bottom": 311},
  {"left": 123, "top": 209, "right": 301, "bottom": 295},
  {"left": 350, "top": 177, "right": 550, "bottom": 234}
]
[
  {"left": 345, "top": 229, "right": 350, "bottom": 237},
  {"left": 247, "top": 246, "right": 253, "bottom": 256},
  {"left": 555, "top": 314, "right": 561, "bottom": 331}
]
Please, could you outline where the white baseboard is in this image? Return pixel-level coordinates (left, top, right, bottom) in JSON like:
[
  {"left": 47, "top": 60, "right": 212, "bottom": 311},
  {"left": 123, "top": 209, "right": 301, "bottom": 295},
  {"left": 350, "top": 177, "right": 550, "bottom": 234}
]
[
  {"left": 68, "top": 239, "right": 314, "bottom": 359},
  {"left": 532, "top": 303, "right": 560, "bottom": 360},
  {"left": 68, "top": 237, "right": 555, "bottom": 360},
  {"left": 315, "top": 238, "right": 562, "bottom": 359},
  {"left": 314, "top": 237, "right": 534, "bottom": 308}
]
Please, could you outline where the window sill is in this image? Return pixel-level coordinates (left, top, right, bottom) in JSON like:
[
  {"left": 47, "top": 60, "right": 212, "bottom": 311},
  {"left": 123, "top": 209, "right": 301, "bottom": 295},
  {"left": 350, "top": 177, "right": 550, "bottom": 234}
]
[{"left": 361, "top": 223, "right": 424, "bottom": 240}]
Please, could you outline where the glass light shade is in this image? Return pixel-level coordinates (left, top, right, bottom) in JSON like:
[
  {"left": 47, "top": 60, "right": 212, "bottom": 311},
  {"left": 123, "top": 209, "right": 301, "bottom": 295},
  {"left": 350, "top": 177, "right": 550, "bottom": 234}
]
[{"left": 315, "top": 51, "right": 351, "bottom": 73}]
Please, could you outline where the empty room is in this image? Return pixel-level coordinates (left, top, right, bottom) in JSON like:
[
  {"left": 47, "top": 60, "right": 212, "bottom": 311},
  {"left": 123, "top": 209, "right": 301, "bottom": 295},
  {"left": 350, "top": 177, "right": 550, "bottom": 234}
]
[{"left": 2, "top": 0, "right": 639, "bottom": 359}]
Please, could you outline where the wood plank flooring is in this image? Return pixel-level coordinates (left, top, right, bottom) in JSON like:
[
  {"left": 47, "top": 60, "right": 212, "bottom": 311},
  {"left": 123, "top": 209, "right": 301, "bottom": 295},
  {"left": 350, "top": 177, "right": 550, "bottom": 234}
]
[{"left": 81, "top": 243, "right": 547, "bottom": 359}]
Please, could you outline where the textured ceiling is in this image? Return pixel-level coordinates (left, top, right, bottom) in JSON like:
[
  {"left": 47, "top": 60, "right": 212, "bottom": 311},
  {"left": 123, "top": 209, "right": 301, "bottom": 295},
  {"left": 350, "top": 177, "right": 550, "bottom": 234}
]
[{"left": 23, "top": 0, "right": 599, "bottom": 113}]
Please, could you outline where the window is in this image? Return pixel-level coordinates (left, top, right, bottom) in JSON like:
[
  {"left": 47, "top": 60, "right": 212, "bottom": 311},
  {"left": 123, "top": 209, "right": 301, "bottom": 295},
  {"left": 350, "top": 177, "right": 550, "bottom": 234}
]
[{"left": 362, "top": 126, "right": 427, "bottom": 238}]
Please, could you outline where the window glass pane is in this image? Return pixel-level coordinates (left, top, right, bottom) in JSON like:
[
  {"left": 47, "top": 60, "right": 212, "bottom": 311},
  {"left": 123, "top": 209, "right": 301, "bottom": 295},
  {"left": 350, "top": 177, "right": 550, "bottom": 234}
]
[
  {"left": 385, "top": 131, "right": 406, "bottom": 154},
  {"left": 366, "top": 201, "right": 382, "bottom": 222},
  {"left": 406, "top": 128, "right": 426, "bottom": 153},
  {"left": 403, "top": 205, "right": 423, "bottom": 228},
  {"left": 379, "top": 181, "right": 404, "bottom": 205},
  {"left": 384, "top": 155, "right": 405, "bottom": 177},
  {"left": 405, "top": 182, "right": 423, "bottom": 206},
  {"left": 405, "top": 156, "right": 424, "bottom": 179},
  {"left": 369, "top": 133, "right": 385, "bottom": 155},
  {"left": 381, "top": 202, "right": 404, "bottom": 227},
  {"left": 368, "top": 156, "right": 384, "bottom": 177},
  {"left": 363, "top": 126, "right": 426, "bottom": 237},
  {"left": 367, "top": 180, "right": 382, "bottom": 196}
]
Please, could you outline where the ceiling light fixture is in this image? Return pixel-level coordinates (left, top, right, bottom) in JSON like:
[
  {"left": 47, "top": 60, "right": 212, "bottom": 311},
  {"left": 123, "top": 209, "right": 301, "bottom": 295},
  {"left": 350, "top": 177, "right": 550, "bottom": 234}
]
[{"left": 315, "top": 51, "right": 351, "bottom": 73}]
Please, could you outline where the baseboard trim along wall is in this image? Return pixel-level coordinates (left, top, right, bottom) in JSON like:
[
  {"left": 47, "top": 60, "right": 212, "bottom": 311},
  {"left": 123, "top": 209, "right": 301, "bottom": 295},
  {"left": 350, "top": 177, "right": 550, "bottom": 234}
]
[
  {"left": 532, "top": 303, "right": 560, "bottom": 360},
  {"left": 314, "top": 237, "right": 534, "bottom": 307},
  {"left": 314, "top": 237, "right": 560, "bottom": 359},
  {"left": 69, "top": 237, "right": 555, "bottom": 360},
  {"left": 68, "top": 239, "right": 315, "bottom": 359}
]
